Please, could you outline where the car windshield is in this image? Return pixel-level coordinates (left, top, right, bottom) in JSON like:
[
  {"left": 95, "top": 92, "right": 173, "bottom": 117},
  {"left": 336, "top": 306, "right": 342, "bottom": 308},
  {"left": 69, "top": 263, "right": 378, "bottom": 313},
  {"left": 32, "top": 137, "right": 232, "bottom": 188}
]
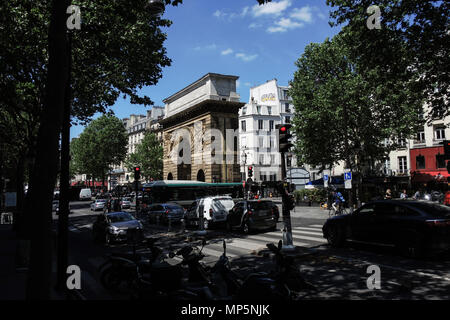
[
  {"left": 96, "top": 199, "right": 106, "bottom": 203},
  {"left": 108, "top": 212, "right": 134, "bottom": 223},
  {"left": 248, "top": 201, "right": 272, "bottom": 210},
  {"left": 122, "top": 198, "right": 131, "bottom": 202},
  {"left": 411, "top": 202, "right": 450, "bottom": 218},
  {"left": 213, "top": 198, "right": 235, "bottom": 211}
]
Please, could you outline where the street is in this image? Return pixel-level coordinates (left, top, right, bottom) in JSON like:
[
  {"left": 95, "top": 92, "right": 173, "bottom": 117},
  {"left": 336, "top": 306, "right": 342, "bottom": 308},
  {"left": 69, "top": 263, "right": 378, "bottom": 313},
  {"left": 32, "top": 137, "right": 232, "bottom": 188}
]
[{"left": 57, "top": 200, "right": 450, "bottom": 300}]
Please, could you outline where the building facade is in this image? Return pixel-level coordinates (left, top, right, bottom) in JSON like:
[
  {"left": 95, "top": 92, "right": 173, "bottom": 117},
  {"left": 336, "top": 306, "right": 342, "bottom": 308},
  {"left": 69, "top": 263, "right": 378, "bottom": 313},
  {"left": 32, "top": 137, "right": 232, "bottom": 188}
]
[
  {"left": 161, "top": 73, "right": 244, "bottom": 183},
  {"left": 239, "top": 79, "right": 298, "bottom": 183}
]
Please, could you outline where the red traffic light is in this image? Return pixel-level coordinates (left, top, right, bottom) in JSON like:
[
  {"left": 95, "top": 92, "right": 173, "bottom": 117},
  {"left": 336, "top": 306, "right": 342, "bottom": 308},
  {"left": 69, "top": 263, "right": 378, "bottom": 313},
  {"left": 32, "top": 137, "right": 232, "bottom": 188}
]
[
  {"left": 248, "top": 166, "right": 252, "bottom": 170},
  {"left": 135, "top": 167, "right": 140, "bottom": 171},
  {"left": 280, "top": 126, "right": 286, "bottom": 132}
]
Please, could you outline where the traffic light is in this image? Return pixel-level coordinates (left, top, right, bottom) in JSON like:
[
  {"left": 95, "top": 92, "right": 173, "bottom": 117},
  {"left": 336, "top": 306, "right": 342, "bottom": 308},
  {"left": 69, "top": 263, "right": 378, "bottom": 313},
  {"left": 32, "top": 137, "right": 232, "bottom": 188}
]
[
  {"left": 248, "top": 166, "right": 253, "bottom": 178},
  {"left": 276, "top": 124, "right": 294, "bottom": 153},
  {"left": 444, "top": 140, "right": 450, "bottom": 159},
  {"left": 134, "top": 167, "right": 140, "bottom": 181}
]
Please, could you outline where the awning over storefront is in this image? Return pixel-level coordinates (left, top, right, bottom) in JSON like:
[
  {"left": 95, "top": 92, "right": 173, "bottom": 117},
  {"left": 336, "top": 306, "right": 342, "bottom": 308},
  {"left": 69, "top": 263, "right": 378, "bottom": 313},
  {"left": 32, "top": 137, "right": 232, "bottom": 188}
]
[{"left": 411, "top": 171, "right": 449, "bottom": 183}]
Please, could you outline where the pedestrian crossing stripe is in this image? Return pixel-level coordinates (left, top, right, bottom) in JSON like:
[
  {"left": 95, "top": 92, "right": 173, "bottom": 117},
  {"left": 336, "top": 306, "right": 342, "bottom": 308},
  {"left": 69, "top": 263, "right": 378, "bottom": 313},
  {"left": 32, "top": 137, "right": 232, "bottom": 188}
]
[
  {"left": 293, "top": 226, "right": 323, "bottom": 232},
  {"left": 224, "top": 238, "right": 267, "bottom": 252},
  {"left": 309, "top": 224, "right": 324, "bottom": 228},
  {"left": 239, "top": 234, "right": 309, "bottom": 248},
  {"left": 264, "top": 231, "right": 327, "bottom": 243},
  {"left": 291, "top": 229, "right": 323, "bottom": 236}
]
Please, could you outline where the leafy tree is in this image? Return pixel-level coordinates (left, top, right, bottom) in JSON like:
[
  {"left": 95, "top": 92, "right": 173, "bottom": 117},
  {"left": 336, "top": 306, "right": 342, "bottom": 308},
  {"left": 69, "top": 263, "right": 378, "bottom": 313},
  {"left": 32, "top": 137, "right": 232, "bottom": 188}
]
[
  {"left": 125, "top": 132, "right": 163, "bottom": 181},
  {"left": 289, "top": 34, "right": 422, "bottom": 205},
  {"left": 326, "top": 0, "right": 449, "bottom": 119},
  {"left": 71, "top": 115, "right": 128, "bottom": 184}
]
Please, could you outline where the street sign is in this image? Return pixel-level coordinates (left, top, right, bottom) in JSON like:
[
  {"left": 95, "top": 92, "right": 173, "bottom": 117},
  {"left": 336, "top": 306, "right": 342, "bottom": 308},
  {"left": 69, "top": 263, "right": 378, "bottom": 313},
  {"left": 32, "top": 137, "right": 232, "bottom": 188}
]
[{"left": 344, "top": 172, "right": 352, "bottom": 180}]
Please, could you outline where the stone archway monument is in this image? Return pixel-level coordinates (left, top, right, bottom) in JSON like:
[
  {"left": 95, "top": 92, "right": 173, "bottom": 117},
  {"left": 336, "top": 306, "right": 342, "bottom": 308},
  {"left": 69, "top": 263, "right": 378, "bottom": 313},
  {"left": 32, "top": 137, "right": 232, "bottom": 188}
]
[{"left": 160, "top": 73, "right": 244, "bottom": 183}]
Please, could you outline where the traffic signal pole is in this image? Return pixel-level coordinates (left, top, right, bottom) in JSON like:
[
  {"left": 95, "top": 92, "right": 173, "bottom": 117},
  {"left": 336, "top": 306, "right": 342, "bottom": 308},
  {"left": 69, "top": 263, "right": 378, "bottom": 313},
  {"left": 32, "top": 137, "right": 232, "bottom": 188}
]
[{"left": 280, "top": 151, "right": 294, "bottom": 250}]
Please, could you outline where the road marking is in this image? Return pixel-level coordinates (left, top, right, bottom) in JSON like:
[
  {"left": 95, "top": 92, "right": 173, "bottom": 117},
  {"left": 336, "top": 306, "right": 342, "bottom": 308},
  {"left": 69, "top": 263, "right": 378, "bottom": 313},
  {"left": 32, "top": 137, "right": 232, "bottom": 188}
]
[
  {"left": 291, "top": 229, "right": 323, "bottom": 236},
  {"left": 202, "top": 246, "right": 237, "bottom": 258},
  {"left": 309, "top": 224, "right": 324, "bottom": 228},
  {"left": 224, "top": 238, "right": 266, "bottom": 251},
  {"left": 293, "top": 226, "right": 323, "bottom": 232},
  {"left": 245, "top": 234, "right": 310, "bottom": 247},
  {"left": 264, "top": 231, "right": 327, "bottom": 243}
]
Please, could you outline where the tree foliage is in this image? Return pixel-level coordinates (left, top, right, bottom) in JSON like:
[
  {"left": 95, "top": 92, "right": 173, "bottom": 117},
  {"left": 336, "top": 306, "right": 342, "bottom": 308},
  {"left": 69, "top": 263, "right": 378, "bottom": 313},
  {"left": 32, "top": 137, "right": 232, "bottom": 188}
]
[
  {"left": 289, "top": 34, "right": 422, "bottom": 176},
  {"left": 70, "top": 115, "right": 128, "bottom": 180},
  {"left": 124, "top": 132, "right": 163, "bottom": 181},
  {"left": 326, "top": 0, "right": 449, "bottom": 119}
]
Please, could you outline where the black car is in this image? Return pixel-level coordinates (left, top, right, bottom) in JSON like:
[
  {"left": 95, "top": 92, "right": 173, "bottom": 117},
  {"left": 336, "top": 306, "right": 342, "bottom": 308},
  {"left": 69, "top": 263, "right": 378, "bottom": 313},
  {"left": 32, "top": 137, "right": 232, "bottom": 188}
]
[
  {"left": 226, "top": 200, "right": 278, "bottom": 234},
  {"left": 322, "top": 200, "right": 450, "bottom": 257},
  {"left": 145, "top": 203, "right": 185, "bottom": 224},
  {"left": 92, "top": 211, "right": 144, "bottom": 245}
]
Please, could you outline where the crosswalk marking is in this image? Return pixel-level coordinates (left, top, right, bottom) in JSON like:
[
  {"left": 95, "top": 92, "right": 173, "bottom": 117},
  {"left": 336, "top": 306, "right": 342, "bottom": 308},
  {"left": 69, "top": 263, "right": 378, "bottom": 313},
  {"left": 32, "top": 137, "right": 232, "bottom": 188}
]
[
  {"left": 309, "top": 224, "right": 324, "bottom": 228},
  {"left": 293, "top": 226, "right": 323, "bottom": 232},
  {"left": 291, "top": 229, "right": 323, "bottom": 236},
  {"left": 224, "top": 238, "right": 267, "bottom": 251},
  {"left": 243, "top": 234, "right": 310, "bottom": 247}
]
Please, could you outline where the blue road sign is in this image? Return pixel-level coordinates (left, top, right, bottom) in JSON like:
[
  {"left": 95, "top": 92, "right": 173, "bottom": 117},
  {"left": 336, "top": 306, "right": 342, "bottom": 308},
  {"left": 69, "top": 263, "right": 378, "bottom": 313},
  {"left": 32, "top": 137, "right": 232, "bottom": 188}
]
[
  {"left": 344, "top": 172, "right": 352, "bottom": 180},
  {"left": 323, "top": 174, "right": 329, "bottom": 181}
]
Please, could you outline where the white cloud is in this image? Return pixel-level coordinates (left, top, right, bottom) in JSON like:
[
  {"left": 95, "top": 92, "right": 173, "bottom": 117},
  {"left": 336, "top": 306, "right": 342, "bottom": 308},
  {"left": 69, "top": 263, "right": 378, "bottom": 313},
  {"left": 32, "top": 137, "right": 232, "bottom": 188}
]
[
  {"left": 249, "top": 22, "right": 262, "bottom": 29},
  {"left": 213, "top": 10, "right": 224, "bottom": 18},
  {"left": 290, "top": 6, "right": 313, "bottom": 23},
  {"left": 221, "top": 48, "right": 233, "bottom": 55},
  {"left": 235, "top": 53, "right": 258, "bottom": 62},
  {"left": 244, "top": 82, "right": 252, "bottom": 86},
  {"left": 241, "top": 6, "right": 250, "bottom": 17},
  {"left": 194, "top": 43, "right": 217, "bottom": 51},
  {"left": 267, "top": 18, "right": 304, "bottom": 33},
  {"left": 252, "top": 0, "right": 292, "bottom": 17}
]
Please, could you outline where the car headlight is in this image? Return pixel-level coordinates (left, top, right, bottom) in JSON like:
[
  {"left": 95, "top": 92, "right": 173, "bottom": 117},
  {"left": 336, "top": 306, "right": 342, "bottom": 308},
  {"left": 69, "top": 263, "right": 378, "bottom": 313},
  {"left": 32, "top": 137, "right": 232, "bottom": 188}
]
[{"left": 108, "top": 226, "right": 120, "bottom": 234}]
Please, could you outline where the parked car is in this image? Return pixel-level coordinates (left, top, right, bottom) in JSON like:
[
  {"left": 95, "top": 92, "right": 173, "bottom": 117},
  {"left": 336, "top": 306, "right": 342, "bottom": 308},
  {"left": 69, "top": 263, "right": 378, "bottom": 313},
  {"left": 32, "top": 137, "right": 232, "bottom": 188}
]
[
  {"left": 79, "top": 188, "right": 92, "bottom": 201},
  {"left": 92, "top": 211, "right": 144, "bottom": 245},
  {"left": 52, "top": 200, "right": 59, "bottom": 212},
  {"left": 185, "top": 196, "right": 236, "bottom": 229},
  {"left": 226, "top": 200, "right": 278, "bottom": 234},
  {"left": 90, "top": 199, "right": 107, "bottom": 211},
  {"left": 146, "top": 203, "right": 184, "bottom": 224},
  {"left": 322, "top": 200, "right": 450, "bottom": 258},
  {"left": 120, "top": 197, "right": 131, "bottom": 210},
  {"left": 269, "top": 202, "right": 280, "bottom": 222}
]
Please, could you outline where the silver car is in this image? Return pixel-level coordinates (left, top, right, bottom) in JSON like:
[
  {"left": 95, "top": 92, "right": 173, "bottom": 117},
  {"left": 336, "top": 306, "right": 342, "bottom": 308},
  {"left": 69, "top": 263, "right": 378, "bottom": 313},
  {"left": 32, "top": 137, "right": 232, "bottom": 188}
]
[
  {"left": 91, "top": 199, "right": 107, "bottom": 211},
  {"left": 120, "top": 197, "right": 131, "bottom": 210}
]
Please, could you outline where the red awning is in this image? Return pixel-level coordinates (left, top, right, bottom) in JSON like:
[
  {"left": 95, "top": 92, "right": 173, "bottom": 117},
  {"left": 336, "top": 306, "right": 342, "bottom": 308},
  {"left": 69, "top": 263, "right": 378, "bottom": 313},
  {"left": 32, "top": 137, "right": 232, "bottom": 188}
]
[{"left": 411, "top": 171, "right": 449, "bottom": 183}]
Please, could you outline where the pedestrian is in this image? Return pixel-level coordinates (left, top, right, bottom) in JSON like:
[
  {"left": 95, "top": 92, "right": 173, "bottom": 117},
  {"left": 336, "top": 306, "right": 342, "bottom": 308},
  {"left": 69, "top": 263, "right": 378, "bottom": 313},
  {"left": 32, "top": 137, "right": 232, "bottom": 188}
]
[
  {"left": 412, "top": 190, "right": 421, "bottom": 200},
  {"left": 384, "top": 189, "right": 392, "bottom": 199},
  {"left": 400, "top": 189, "right": 408, "bottom": 199}
]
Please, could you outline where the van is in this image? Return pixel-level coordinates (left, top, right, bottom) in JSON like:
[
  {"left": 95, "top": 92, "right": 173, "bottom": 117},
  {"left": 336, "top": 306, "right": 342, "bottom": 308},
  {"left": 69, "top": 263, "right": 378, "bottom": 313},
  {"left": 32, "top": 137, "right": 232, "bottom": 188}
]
[
  {"left": 79, "top": 188, "right": 92, "bottom": 201},
  {"left": 185, "top": 196, "right": 235, "bottom": 229}
]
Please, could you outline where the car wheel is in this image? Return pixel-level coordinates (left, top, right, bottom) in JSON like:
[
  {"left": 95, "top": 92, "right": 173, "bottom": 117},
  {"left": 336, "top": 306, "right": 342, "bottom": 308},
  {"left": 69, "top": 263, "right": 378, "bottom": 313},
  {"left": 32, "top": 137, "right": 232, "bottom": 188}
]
[{"left": 327, "top": 225, "right": 345, "bottom": 247}]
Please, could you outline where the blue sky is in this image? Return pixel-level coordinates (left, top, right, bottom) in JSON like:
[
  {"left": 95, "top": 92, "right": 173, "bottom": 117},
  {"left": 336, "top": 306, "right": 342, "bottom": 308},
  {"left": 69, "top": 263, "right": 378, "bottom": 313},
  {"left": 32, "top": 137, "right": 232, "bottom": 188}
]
[{"left": 70, "top": 0, "right": 341, "bottom": 139}]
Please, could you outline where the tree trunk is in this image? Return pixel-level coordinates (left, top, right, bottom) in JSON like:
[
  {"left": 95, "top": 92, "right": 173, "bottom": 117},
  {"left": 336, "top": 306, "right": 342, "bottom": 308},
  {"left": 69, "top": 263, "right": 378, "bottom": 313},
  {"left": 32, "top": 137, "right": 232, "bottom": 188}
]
[{"left": 25, "top": 0, "right": 71, "bottom": 300}]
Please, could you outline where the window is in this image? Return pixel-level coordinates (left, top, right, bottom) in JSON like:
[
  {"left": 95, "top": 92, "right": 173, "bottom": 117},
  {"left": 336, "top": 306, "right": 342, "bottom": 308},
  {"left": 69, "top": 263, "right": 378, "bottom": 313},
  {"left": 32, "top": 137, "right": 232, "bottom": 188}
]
[
  {"left": 257, "top": 106, "right": 261, "bottom": 114},
  {"left": 241, "top": 120, "right": 246, "bottom": 132},
  {"left": 269, "top": 137, "right": 274, "bottom": 149},
  {"left": 286, "top": 157, "right": 292, "bottom": 167},
  {"left": 435, "top": 127, "right": 446, "bottom": 140},
  {"left": 398, "top": 156, "right": 407, "bottom": 173},
  {"left": 258, "top": 120, "right": 264, "bottom": 130},
  {"left": 285, "top": 103, "right": 290, "bottom": 113},
  {"left": 259, "top": 154, "right": 264, "bottom": 165},
  {"left": 416, "top": 155, "right": 425, "bottom": 169},
  {"left": 283, "top": 90, "right": 289, "bottom": 100},
  {"left": 258, "top": 137, "right": 264, "bottom": 148},
  {"left": 397, "top": 137, "right": 406, "bottom": 147},
  {"left": 436, "top": 154, "right": 446, "bottom": 168},
  {"left": 285, "top": 116, "right": 291, "bottom": 123},
  {"left": 242, "top": 107, "right": 247, "bottom": 115},
  {"left": 269, "top": 120, "right": 274, "bottom": 131},
  {"left": 416, "top": 131, "right": 425, "bottom": 143},
  {"left": 267, "top": 106, "right": 272, "bottom": 115},
  {"left": 270, "top": 154, "right": 275, "bottom": 164}
]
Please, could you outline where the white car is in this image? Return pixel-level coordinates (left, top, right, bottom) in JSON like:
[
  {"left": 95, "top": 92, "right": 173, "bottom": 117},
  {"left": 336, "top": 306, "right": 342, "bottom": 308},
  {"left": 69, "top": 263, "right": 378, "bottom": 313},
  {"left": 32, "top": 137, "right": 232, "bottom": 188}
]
[
  {"left": 79, "top": 188, "right": 92, "bottom": 201},
  {"left": 185, "top": 196, "right": 235, "bottom": 229}
]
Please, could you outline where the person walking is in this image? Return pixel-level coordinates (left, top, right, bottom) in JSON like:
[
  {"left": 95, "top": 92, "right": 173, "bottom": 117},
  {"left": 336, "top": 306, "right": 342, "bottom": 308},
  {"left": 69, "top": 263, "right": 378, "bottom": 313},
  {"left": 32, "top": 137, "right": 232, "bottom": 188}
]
[
  {"left": 400, "top": 190, "right": 408, "bottom": 199},
  {"left": 384, "top": 189, "right": 393, "bottom": 199}
]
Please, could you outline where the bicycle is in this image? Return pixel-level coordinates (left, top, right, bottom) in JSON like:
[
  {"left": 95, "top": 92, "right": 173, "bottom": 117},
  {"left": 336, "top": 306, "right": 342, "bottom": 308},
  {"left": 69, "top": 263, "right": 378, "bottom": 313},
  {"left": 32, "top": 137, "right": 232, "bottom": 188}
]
[{"left": 328, "top": 203, "right": 349, "bottom": 217}]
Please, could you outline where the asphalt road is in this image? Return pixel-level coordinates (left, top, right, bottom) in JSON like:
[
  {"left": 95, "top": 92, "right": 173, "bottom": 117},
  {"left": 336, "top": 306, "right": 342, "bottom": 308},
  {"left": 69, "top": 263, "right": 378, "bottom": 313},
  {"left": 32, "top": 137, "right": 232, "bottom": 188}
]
[{"left": 53, "top": 200, "right": 450, "bottom": 300}]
